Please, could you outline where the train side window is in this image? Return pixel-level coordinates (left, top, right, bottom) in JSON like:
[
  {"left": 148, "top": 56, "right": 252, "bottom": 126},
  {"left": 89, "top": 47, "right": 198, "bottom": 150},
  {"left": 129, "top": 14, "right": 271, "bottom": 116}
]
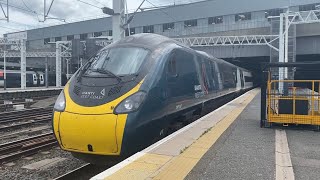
[
  {"left": 245, "top": 76, "right": 253, "bottom": 82},
  {"left": 167, "top": 57, "right": 177, "bottom": 78}
]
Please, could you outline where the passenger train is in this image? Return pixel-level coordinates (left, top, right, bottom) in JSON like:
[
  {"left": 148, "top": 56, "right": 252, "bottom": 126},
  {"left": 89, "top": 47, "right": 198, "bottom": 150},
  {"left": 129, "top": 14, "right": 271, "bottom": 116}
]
[
  {"left": 0, "top": 70, "right": 67, "bottom": 88},
  {"left": 52, "top": 34, "right": 253, "bottom": 163},
  {"left": 0, "top": 70, "right": 43, "bottom": 88}
]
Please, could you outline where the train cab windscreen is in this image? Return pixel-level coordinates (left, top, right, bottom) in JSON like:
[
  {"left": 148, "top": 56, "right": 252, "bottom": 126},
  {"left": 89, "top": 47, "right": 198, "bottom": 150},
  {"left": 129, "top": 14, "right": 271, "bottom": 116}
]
[{"left": 85, "top": 47, "right": 149, "bottom": 77}]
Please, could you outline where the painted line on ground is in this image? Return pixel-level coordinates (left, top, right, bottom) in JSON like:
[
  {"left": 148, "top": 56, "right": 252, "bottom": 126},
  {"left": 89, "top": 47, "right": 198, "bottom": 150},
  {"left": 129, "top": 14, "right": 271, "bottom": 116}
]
[{"left": 275, "top": 129, "right": 295, "bottom": 180}]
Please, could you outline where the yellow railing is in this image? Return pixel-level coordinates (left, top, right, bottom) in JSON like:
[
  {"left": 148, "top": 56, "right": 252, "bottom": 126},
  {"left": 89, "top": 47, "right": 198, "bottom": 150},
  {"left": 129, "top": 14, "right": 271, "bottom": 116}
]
[{"left": 267, "top": 79, "right": 320, "bottom": 125}]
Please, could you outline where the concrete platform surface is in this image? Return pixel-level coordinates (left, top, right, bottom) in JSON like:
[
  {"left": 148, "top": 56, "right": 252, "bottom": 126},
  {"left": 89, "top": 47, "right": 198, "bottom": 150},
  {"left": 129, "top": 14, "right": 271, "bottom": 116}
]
[
  {"left": 186, "top": 92, "right": 275, "bottom": 180},
  {"left": 91, "top": 89, "right": 259, "bottom": 180},
  {"left": 31, "top": 96, "right": 58, "bottom": 108},
  {"left": 91, "top": 89, "right": 320, "bottom": 180},
  {"left": 0, "top": 87, "right": 63, "bottom": 94},
  {"left": 287, "top": 130, "right": 320, "bottom": 180}
]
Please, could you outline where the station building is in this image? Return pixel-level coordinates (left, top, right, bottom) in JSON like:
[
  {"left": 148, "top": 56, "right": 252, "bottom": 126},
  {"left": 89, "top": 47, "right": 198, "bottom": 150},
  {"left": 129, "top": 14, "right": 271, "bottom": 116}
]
[{"left": 4, "top": 0, "right": 320, "bottom": 76}]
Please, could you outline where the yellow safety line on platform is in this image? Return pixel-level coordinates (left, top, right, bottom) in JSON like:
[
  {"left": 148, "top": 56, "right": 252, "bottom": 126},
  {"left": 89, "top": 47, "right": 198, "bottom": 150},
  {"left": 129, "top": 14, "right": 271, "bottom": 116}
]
[{"left": 104, "top": 89, "right": 259, "bottom": 180}]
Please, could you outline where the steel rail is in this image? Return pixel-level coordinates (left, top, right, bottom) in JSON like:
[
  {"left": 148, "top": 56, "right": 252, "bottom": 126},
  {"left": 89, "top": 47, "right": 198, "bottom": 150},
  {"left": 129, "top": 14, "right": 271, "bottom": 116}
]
[{"left": 0, "top": 133, "right": 56, "bottom": 164}]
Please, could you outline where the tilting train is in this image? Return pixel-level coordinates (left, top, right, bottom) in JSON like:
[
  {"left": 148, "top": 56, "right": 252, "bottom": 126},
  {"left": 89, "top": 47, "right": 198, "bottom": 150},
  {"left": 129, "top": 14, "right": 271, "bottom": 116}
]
[
  {"left": 0, "top": 70, "right": 67, "bottom": 88},
  {"left": 53, "top": 33, "right": 253, "bottom": 164}
]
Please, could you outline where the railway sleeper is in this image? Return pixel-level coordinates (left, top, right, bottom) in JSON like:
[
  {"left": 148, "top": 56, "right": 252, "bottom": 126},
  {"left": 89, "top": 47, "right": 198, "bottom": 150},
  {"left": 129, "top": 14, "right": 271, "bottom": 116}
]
[{"left": 0, "top": 141, "right": 57, "bottom": 164}]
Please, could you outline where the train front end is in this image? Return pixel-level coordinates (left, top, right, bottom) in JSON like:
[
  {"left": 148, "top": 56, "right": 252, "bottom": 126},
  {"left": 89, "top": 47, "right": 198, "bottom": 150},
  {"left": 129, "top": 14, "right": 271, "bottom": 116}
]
[{"left": 52, "top": 44, "right": 151, "bottom": 162}]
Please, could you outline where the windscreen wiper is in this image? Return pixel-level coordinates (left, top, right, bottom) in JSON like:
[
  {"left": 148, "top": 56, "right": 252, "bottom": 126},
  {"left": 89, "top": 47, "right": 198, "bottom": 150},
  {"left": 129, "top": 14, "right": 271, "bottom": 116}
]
[
  {"left": 95, "top": 68, "right": 122, "bottom": 82},
  {"left": 77, "top": 60, "right": 94, "bottom": 82}
]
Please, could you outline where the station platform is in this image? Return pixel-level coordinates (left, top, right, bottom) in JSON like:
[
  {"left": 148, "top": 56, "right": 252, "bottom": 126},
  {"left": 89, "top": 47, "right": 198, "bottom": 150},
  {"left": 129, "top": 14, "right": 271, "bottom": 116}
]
[
  {"left": 91, "top": 89, "right": 320, "bottom": 180},
  {"left": 0, "top": 87, "right": 63, "bottom": 100},
  {"left": 0, "top": 87, "right": 63, "bottom": 94}
]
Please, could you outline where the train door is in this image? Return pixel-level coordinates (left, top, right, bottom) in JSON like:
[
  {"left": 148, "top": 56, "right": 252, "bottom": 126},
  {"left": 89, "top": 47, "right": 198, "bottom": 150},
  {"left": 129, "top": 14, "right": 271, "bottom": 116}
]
[
  {"left": 32, "top": 74, "right": 38, "bottom": 86},
  {"left": 214, "top": 62, "right": 223, "bottom": 90},
  {"left": 236, "top": 68, "right": 242, "bottom": 91},
  {"left": 197, "top": 56, "right": 210, "bottom": 95},
  {"left": 240, "top": 70, "right": 244, "bottom": 89},
  {"left": 165, "top": 49, "right": 200, "bottom": 116},
  {"left": 209, "top": 61, "right": 219, "bottom": 91},
  {"left": 39, "top": 73, "right": 45, "bottom": 86},
  {"left": 0, "top": 71, "right": 4, "bottom": 87}
]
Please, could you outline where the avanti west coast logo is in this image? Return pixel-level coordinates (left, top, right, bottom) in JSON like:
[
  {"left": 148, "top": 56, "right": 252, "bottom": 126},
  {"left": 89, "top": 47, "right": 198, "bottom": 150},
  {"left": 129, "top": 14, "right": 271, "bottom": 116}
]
[{"left": 81, "top": 88, "right": 106, "bottom": 100}]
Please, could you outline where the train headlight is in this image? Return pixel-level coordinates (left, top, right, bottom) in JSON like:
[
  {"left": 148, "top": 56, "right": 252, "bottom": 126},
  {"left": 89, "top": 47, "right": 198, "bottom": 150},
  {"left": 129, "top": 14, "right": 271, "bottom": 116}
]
[
  {"left": 54, "top": 91, "right": 66, "bottom": 112},
  {"left": 114, "top": 91, "right": 146, "bottom": 114}
]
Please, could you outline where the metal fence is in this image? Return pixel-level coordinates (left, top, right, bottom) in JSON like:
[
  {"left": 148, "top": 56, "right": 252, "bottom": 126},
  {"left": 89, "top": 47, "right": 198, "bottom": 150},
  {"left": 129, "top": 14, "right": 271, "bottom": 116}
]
[
  {"left": 261, "top": 62, "right": 320, "bottom": 128},
  {"left": 267, "top": 80, "right": 320, "bottom": 125}
]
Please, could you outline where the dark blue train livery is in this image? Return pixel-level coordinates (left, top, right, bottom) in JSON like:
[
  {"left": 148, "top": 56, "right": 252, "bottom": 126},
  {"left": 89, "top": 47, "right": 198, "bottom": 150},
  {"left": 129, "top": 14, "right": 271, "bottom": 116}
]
[{"left": 52, "top": 34, "right": 253, "bottom": 164}]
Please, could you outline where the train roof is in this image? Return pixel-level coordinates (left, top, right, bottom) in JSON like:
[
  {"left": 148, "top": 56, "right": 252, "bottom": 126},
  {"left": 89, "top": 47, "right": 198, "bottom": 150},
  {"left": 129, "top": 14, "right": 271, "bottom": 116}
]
[
  {"left": 108, "top": 34, "right": 250, "bottom": 72},
  {"left": 195, "top": 50, "right": 250, "bottom": 72},
  {"left": 108, "top": 33, "right": 186, "bottom": 50}
]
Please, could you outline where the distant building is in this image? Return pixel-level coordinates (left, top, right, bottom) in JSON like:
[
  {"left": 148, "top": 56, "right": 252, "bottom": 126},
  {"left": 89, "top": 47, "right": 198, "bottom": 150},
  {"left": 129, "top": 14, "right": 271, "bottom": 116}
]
[{"left": 4, "top": 0, "right": 320, "bottom": 74}]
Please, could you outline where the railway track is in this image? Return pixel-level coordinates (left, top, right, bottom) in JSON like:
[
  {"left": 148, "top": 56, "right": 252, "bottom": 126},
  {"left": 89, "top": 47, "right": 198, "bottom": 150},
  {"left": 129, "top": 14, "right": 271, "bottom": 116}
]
[
  {"left": 0, "top": 108, "right": 52, "bottom": 121},
  {"left": 0, "top": 108, "right": 52, "bottom": 131},
  {"left": 0, "top": 133, "right": 57, "bottom": 164},
  {"left": 54, "top": 164, "right": 112, "bottom": 180},
  {"left": 0, "top": 117, "right": 51, "bottom": 131}
]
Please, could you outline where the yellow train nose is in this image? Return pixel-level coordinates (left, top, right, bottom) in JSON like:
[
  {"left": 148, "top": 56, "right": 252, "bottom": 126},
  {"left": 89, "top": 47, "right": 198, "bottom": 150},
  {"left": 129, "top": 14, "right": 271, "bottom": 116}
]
[{"left": 58, "top": 112, "right": 120, "bottom": 155}]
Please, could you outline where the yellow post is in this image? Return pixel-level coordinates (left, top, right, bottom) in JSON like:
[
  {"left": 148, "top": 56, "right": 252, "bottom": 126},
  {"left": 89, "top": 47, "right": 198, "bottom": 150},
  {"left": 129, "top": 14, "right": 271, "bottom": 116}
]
[
  {"left": 293, "top": 87, "right": 296, "bottom": 117},
  {"left": 318, "top": 82, "right": 320, "bottom": 113},
  {"left": 312, "top": 81, "right": 315, "bottom": 116},
  {"left": 267, "top": 80, "right": 272, "bottom": 123}
]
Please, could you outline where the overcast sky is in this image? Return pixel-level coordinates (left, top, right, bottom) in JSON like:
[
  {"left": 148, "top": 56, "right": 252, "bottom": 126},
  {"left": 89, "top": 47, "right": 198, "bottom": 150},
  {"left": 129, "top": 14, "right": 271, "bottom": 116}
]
[{"left": 0, "top": 0, "right": 204, "bottom": 36}]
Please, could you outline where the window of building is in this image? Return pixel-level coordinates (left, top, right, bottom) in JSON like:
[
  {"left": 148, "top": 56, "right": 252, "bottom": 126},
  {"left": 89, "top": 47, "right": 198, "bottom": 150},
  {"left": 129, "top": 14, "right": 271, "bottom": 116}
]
[
  {"left": 94, "top": 32, "right": 103, "bottom": 37},
  {"left": 67, "top": 35, "right": 74, "bottom": 41},
  {"left": 235, "top": 12, "right": 251, "bottom": 22},
  {"left": 265, "top": 9, "right": 283, "bottom": 19},
  {"left": 184, "top": 19, "right": 197, "bottom": 27},
  {"left": 44, "top": 38, "right": 50, "bottom": 45},
  {"left": 80, "top": 33, "right": 88, "bottom": 40},
  {"left": 299, "top": 4, "right": 319, "bottom": 11},
  {"left": 143, "top": 25, "right": 154, "bottom": 33},
  {"left": 208, "top": 16, "right": 223, "bottom": 25},
  {"left": 55, "top": 37, "right": 62, "bottom": 42},
  {"left": 108, "top": 30, "right": 113, "bottom": 36},
  {"left": 125, "top": 28, "right": 136, "bottom": 36},
  {"left": 163, "top": 23, "right": 174, "bottom": 31}
]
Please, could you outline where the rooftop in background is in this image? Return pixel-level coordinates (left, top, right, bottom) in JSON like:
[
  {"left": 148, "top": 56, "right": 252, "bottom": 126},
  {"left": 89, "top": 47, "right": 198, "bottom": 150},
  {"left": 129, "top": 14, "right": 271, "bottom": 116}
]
[{"left": 4, "top": 0, "right": 320, "bottom": 39}]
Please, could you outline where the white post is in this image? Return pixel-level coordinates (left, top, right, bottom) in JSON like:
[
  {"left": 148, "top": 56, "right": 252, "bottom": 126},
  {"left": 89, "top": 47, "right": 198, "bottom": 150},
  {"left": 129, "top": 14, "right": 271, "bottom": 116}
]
[
  {"left": 112, "top": 0, "right": 125, "bottom": 42},
  {"left": 66, "top": 58, "right": 69, "bottom": 79},
  {"left": 3, "top": 50, "right": 6, "bottom": 90},
  {"left": 20, "top": 39, "right": 27, "bottom": 89},
  {"left": 279, "top": 13, "right": 285, "bottom": 94},
  {"left": 45, "top": 56, "right": 48, "bottom": 88},
  {"left": 284, "top": 8, "right": 289, "bottom": 79},
  {"left": 56, "top": 42, "right": 62, "bottom": 87}
]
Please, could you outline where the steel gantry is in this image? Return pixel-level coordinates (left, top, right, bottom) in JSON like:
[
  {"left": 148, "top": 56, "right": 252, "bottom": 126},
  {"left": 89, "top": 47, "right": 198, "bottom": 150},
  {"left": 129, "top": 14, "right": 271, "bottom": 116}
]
[
  {"left": 174, "top": 35, "right": 280, "bottom": 51},
  {"left": 55, "top": 41, "right": 72, "bottom": 87},
  {"left": 277, "top": 9, "right": 320, "bottom": 92},
  {"left": 0, "top": 38, "right": 72, "bottom": 89},
  {"left": 174, "top": 10, "right": 320, "bottom": 94}
]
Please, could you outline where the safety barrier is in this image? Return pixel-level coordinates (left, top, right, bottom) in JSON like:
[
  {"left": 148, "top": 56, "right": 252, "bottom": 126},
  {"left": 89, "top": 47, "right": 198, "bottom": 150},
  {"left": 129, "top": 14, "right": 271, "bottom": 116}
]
[{"left": 267, "top": 80, "right": 320, "bottom": 125}]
